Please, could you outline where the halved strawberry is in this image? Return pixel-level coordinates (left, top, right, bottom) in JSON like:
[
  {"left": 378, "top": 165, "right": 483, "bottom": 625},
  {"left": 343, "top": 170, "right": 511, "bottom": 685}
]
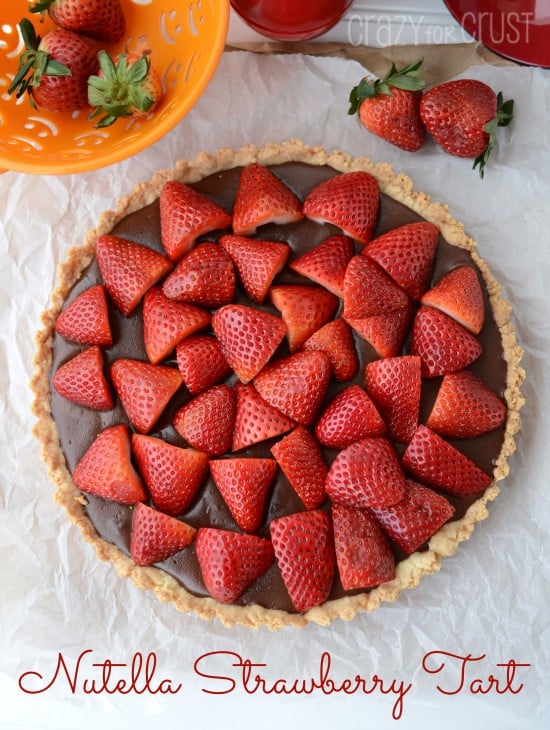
[
  {"left": 426, "top": 370, "right": 507, "bottom": 439},
  {"left": 232, "top": 163, "right": 303, "bottom": 236},
  {"left": 211, "top": 304, "right": 286, "bottom": 383},
  {"left": 365, "top": 355, "right": 421, "bottom": 444},
  {"left": 270, "top": 284, "right": 339, "bottom": 352},
  {"left": 332, "top": 504, "right": 396, "bottom": 590},
  {"left": 363, "top": 222, "right": 439, "bottom": 301},
  {"left": 270, "top": 426, "right": 327, "bottom": 510},
  {"left": 270, "top": 509, "right": 335, "bottom": 613},
  {"left": 54, "top": 284, "right": 112, "bottom": 345},
  {"left": 132, "top": 434, "right": 209, "bottom": 516},
  {"left": 371, "top": 479, "right": 455, "bottom": 554},
  {"left": 420, "top": 266, "right": 485, "bottom": 334},
  {"left": 110, "top": 359, "right": 182, "bottom": 434},
  {"left": 195, "top": 527, "right": 275, "bottom": 604},
  {"left": 232, "top": 383, "right": 295, "bottom": 452},
  {"left": 410, "top": 306, "right": 482, "bottom": 378},
  {"left": 302, "top": 318, "right": 359, "bottom": 382},
  {"left": 173, "top": 384, "right": 236, "bottom": 456},
  {"left": 219, "top": 234, "right": 290, "bottom": 303},
  {"left": 325, "top": 437, "right": 406, "bottom": 509},
  {"left": 402, "top": 425, "right": 492, "bottom": 496},
  {"left": 53, "top": 345, "right": 114, "bottom": 411},
  {"left": 130, "top": 503, "right": 196, "bottom": 566},
  {"left": 302, "top": 171, "right": 379, "bottom": 245},
  {"left": 346, "top": 306, "right": 413, "bottom": 359},
  {"left": 95, "top": 235, "right": 172, "bottom": 317},
  {"left": 176, "top": 334, "right": 231, "bottom": 395},
  {"left": 314, "top": 385, "right": 386, "bottom": 449},
  {"left": 209, "top": 457, "right": 278, "bottom": 532},
  {"left": 143, "top": 286, "right": 211, "bottom": 364},
  {"left": 289, "top": 234, "right": 355, "bottom": 297},
  {"left": 343, "top": 254, "right": 410, "bottom": 320},
  {"left": 162, "top": 242, "right": 235, "bottom": 307},
  {"left": 160, "top": 180, "right": 232, "bottom": 261},
  {"left": 253, "top": 351, "right": 331, "bottom": 426},
  {"left": 73, "top": 424, "right": 146, "bottom": 504}
]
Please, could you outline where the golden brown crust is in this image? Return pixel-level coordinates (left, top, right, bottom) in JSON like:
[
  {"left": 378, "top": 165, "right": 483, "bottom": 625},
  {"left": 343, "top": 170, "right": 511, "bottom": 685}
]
[{"left": 30, "top": 139, "right": 525, "bottom": 630}]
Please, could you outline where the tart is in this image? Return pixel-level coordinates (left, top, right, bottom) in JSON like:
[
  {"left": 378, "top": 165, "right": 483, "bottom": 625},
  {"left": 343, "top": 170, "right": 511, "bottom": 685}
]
[{"left": 31, "top": 140, "right": 524, "bottom": 629}]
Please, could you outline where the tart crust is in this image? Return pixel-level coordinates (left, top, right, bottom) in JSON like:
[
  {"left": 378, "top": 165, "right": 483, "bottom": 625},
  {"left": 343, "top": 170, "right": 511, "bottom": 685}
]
[{"left": 30, "top": 140, "right": 525, "bottom": 629}]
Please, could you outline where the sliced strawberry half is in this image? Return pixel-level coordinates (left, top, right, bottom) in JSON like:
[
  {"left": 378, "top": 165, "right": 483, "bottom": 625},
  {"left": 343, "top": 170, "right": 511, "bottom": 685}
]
[
  {"left": 195, "top": 527, "right": 275, "bottom": 604},
  {"left": 232, "top": 163, "right": 303, "bottom": 236},
  {"left": 346, "top": 306, "right": 413, "bottom": 358},
  {"left": 232, "top": 382, "right": 295, "bottom": 452},
  {"left": 302, "top": 171, "right": 379, "bottom": 245},
  {"left": 173, "top": 384, "right": 236, "bottom": 456},
  {"left": 343, "top": 254, "right": 410, "bottom": 320},
  {"left": 160, "top": 180, "right": 232, "bottom": 261},
  {"left": 421, "top": 265, "right": 485, "bottom": 334},
  {"left": 176, "top": 334, "right": 231, "bottom": 395},
  {"left": 270, "top": 509, "right": 335, "bottom": 613},
  {"left": 402, "top": 425, "right": 492, "bottom": 496},
  {"left": 289, "top": 234, "right": 355, "bottom": 297},
  {"left": 332, "top": 504, "right": 396, "bottom": 590},
  {"left": 54, "top": 284, "right": 112, "bottom": 346},
  {"left": 314, "top": 385, "right": 386, "bottom": 449},
  {"left": 209, "top": 457, "right": 278, "bottom": 533},
  {"left": 132, "top": 434, "right": 209, "bottom": 516},
  {"left": 302, "top": 318, "right": 359, "bottom": 382},
  {"left": 53, "top": 345, "right": 114, "bottom": 411},
  {"left": 270, "top": 284, "right": 339, "bottom": 352},
  {"left": 219, "top": 234, "right": 290, "bottom": 303},
  {"left": 110, "top": 359, "right": 182, "bottom": 434},
  {"left": 162, "top": 242, "right": 235, "bottom": 307},
  {"left": 73, "top": 424, "right": 146, "bottom": 504},
  {"left": 95, "top": 235, "right": 172, "bottom": 317},
  {"left": 212, "top": 304, "right": 286, "bottom": 383},
  {"left": 270, "top": 426, "right": 328, "bottom": 510},
  {"left": 130, "top": 502, "right": 196, "bottom": 566}
]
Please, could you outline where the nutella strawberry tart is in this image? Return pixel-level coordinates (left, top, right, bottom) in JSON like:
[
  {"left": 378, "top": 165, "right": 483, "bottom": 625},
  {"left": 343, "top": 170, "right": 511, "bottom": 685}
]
[{"left": 32, "top": 140, "right": 524, "bottom": 629}]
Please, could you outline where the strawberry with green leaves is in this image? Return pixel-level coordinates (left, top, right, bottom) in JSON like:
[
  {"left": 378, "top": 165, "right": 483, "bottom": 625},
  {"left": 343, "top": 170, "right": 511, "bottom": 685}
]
[{"left": 29, "top": 0, "right": 126, "bottom": 43}]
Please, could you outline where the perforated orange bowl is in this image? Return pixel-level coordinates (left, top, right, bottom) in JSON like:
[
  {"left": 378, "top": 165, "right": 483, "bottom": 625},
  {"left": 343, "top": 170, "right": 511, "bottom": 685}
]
[{"left": 0, "top": 0, "right": 229, "bottom": 174}]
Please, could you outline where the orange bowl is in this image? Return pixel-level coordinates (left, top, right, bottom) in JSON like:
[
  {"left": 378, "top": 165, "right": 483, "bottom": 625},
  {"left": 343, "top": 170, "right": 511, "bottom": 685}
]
[{"left": 0, "top": 0, "right": 229, "bottom": 174}]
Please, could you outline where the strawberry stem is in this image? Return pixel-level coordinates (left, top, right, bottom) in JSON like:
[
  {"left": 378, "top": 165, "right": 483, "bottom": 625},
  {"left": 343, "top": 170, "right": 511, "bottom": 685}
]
[
  {"left": 473, "top": 92, "right": 514, "bottom": 179},
  {"left": 348, "top": 58, "right": 425, "bottom": 115}
]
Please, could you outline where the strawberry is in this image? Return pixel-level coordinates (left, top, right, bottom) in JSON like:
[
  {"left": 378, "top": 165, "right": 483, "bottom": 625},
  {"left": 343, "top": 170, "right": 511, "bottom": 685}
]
[
  {"left": 232, "top": 163, "right": 303, "bottom": 236},
  {"left": 53, "top": 345, "right": 114, "bottom": 411},
  {"left": 270, "top": 426, "right": 327, "bottom": 510},
  {"left": 159, "top": 181, "right": 232, "bottom": 261},
  {"left": 54, "top": 285, "right": 112, "bottom": 346},
  {"left": 410, "top": 306, "right": 482, "bottom": 378},
  {"left": 110, "top": 359, "right": 182, "bottom": 434},
  {"left": 209, "top": 458, "right": 278, "bottom": 533},
  {"left": 253, "top": 351, "right": 331, "bottom": 426},
  {"left": 426, "top": 371, "right": 507, "bottom": 439},
  {"left": 420, "top": 79, "right": 514, "bottom": 177},
  {"left": 30, "top": 0, "right": 126, "bottom": 43},
  {"left": 348, "top": 59, "right": 426, "bottom": 152},
  {"left": 289, "top": 234, "right": 355, "bottom": 297},
  {"left": 143, "top": 286, "right": 211, "bottom": 364},
  {"left": 130, "top": 503, "right": 196, "bottom": 566},
  {"left": 346, "top": 307, "right": 413, "bottom": 359},
  {"left": 95, "top": 235, "right": 172, "bottom": 317},
  {"left": 73, "top": 424, "right": 146, "bottom": 504},
  {"left": 269, "top": 284, "right": 339, "bottom": 352},
  {"left": 402, "top": 425, "right": 492, "bottom": 496},
  {"left": 131, "top": 434, "right": 209, "bottom": 516},
  {"left": 314, "top": 385, "right": 387, "bottom": 449},
  {"left": 302, "top": 171, "right": 379, "bottom": 245},
  {"left": 365, "top": 355, "right": 421, "bottom": 444},
  {"left": 162, "top": 243, "right": 235, "bottom": 307},
  {"left": 173, "top": 384, "right": 236, "bottom": 456},
  {"left": 195, "top": 528, "right": 275, "bottom": 604},
  {"left": 325, "top": 437, "right": 406, "bottom": 510},
  {"left": 302, "top": 318, "right": 359, "bottom": 382},
  {"left": 371, "top": 479, "right": 455, "bottom": 554},
  {"left": 232, "top": 383, "right": 295, "bottom": 452},
  {"left": 420, "top": 266, "right": 485, "bottom": 335},
  {"left": 176, "top": 334, "right": 231, "bottom": 396},
  {"left": 211, "top": 304, "right": 286, "bottom": 383},
  {"left": 332, "top": 504, "right": 396, "bottom": 590},
  {"left": 363, "top": 222, "right": 439, "bottom": 301},
  {"left": 219, "top": 235, "right": 290, "bottom": 303},
  {"left": 8, "top": 19, "right": 98, "bottom": 112}
]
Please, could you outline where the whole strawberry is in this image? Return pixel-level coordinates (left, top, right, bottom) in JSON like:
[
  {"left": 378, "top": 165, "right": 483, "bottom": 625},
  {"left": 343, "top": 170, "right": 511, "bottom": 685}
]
[
  {"left": 348, "top": 59, "right": 426, "bottom": 152},
  {"left": 420, "top": 79, "right": 514, "bottom": 177},
  {"left": 29, "top": 0, "right": 126, "bottom": 44}
]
